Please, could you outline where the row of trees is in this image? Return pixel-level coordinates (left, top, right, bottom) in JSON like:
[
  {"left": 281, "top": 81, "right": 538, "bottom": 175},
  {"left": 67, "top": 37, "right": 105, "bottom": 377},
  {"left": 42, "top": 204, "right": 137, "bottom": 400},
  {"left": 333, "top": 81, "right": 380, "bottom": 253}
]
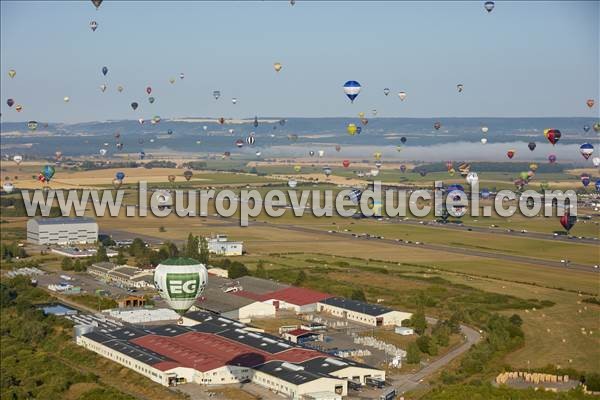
[{"left": 0, "top": 241, "right": 27, "bottom": 262}]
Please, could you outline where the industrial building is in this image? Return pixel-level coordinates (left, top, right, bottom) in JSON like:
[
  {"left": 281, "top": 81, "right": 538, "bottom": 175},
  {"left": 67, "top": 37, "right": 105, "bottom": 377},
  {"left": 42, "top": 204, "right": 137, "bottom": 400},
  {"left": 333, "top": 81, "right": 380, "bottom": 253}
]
[
  {"left": 88, "top": 262, "right": 154, "bottom": 289},
  {"left": 206, "top": 234, "right": 243, "bottom": 256},
  {"left": 236, "top": 286, "right": 333, "bottom": 314},
  {"left": 195, "top": 276, "right": 276, "bottom": 322},
  {"left": 27, "top": 217, "right": 98, "bottom": 245},
  {"left": 317, "top": 297, "right": 412, "bottom": 327},
  {"left": 76, "top": 311, "right": 385, "bottom": 398}
]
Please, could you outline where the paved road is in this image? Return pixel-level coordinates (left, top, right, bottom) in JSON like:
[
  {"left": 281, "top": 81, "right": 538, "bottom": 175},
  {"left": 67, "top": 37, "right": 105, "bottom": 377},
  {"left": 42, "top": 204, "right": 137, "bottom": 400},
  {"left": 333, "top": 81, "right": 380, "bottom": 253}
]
[{"left": 391, "top": 318, "right": 481, "bottom": 394}]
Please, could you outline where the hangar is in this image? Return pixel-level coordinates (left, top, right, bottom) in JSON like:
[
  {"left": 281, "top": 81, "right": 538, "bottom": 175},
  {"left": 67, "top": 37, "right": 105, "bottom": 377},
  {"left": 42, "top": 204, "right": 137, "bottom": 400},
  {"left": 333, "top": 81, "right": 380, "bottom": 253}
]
[{"left": 317, "top": 297, "right": 412, "bottom": 327}]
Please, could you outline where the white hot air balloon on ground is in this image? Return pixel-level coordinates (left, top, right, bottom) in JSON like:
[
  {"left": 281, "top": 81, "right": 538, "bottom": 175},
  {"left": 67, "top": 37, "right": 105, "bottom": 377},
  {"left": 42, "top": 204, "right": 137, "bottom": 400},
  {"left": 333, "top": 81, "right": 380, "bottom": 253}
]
[
  {"left": 466, "top": 172, "right": 479, "bottom": 185},
  {"left": 3, "top": 182, "right": 14, "bottom": 193},
  {"left": 154, "top": 258, "right": 208, "bottom": 315}
]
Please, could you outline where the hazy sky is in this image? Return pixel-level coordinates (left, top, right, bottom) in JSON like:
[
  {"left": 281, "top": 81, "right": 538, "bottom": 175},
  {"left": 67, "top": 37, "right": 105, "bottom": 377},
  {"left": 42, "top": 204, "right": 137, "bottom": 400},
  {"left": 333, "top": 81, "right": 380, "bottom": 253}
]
[{"left": 1, "top": 1, "right": 598, "bottom": 123}]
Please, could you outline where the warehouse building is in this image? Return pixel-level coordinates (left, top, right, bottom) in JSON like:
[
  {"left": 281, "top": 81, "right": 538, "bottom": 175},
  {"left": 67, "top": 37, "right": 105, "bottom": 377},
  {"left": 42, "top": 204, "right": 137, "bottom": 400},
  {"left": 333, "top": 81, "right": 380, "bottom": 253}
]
[
  {"left": 206, "top": 234, "right": 243, "bottom": 256},
  {"left": 76, "top": 311, "right": 384, "bottom": 398},
  {"left": 236, "top": 286, "right": 332, "bottom": 314},
  {"left": 27, "top": 217, "right": 98, "bottom": 245},
  {"left": 317, "top": 297, "right": 412, "bottom": 327},
  {"left": 88, "top": 262, "right": 154, "bottom": 289}
]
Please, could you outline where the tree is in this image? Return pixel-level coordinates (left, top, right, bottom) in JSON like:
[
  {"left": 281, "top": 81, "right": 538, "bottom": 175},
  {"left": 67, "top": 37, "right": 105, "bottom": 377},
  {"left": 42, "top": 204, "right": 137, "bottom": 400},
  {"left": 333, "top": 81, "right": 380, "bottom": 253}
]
[
  {"left": 96, "top": 245, "right": 109, "bottom": 262},
  {"left": 509, "top": 314, "right": 523, "bottom": 327},
  {"left": 416, "top": 335, "right": 432, "bottom": 354},
  {"left": 433, "top": 323, "right": 450, "bottom": 347},
  {"left": 350, "top": 289, "right": 367, "bottom": 302},
  {"left": 198, "top": 237, "right": 209, "bottom": 265},
  {"left": 229, "top": 262, "right": 249, "bottom": 279},
  {"left": 73, "top": 259, "right": 84, "bottom": 272},
  {"left": 115, "top": 248, "right": 127, "bottom": 265},
  {"left": 410, "top": 307, "right": 427, "bottom": 335},
  {"left": 185, "top": 234, "right": 200, "bottom": 260},
  {"left": 406, "top": 342, "right": 421, "bottom": 364},
  {"left": 61, "top": 257, "right": 73, "bottom": 271},
  {"left": 295, "top": 270, "right": 307, "bottom": 286},
  {"left": 128, "top": 238, "right": 147, "bottom": 258},
  {"left": 254, "top": 261, "right": 267, "bottom": 278}
]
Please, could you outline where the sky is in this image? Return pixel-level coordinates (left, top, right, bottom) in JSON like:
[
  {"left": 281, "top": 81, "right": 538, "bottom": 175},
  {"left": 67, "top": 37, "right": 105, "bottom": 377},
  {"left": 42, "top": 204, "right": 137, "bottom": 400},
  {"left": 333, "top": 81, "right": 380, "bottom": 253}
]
[{"left": 1, "top": 1, "right": 599, "bottom": 123}]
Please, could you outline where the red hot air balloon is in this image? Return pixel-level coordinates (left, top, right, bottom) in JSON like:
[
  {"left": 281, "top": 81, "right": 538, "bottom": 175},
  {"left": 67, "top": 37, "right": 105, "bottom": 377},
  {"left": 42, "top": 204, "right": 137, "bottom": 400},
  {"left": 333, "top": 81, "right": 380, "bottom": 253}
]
[
  {"left": 544, "top": 129, "right": 561, "bottom": 145},
  {"left": 586, "top": 99, "right": 595, "bottom": 108},
  {"left": 146, "top": 86, "right": 152, "bottom": 95},
  {"left": 342, "top": 160, "right": 350, "bottom": 168},
  {"left": 219, "top": 117, "right": 225, "bottom": 125},
  {"left": 506, "top": 149, "right": 515, "bottom": 159},
  {"left": 560, "top": 212, "right": 576, "bottom": 233}
]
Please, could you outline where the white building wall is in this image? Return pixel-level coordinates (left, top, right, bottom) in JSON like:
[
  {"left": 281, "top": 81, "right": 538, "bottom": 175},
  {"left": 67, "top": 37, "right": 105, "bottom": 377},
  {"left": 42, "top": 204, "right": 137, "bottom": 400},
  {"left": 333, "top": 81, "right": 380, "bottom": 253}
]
[
  {"left": 27, "top": 219, "right": 98, "bottom": 245},
  {"left": 317, "top": 303, "right": 412, "bottom": 327},
  {"left": 207, "top": 240, "right": 243, "bottom": 256},
  {"left": 329, "top": 366, "right": 386, "bottom": 385},
  {"left": 238, "top": 302, "right": 276, "bottom": 320},
  {"left": 252, "top": 371, "right": 347, "bottom": 399}
]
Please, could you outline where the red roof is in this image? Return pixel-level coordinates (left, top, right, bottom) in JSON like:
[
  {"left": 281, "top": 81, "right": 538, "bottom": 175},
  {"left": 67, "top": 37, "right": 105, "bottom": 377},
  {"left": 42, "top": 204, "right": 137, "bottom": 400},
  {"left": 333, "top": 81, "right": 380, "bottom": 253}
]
[
  {"left": 286, "top": 328, "right": 313, "bottom": 337},
  {"left": 132, "top": 331, "right": 321, "bottom": 372},
  {"left": 235, "top": 286, "right": 332, "bottom": 306}
]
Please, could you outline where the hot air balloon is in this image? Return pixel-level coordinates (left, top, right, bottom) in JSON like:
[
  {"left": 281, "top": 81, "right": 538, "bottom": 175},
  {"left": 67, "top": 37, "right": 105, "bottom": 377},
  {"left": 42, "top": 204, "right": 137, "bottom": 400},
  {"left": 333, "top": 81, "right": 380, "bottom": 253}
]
[
  {"left": 592, "top": 157, "right": 600, "bottom": 167},
  {"left": 343, "top": 81, "right": 361, "bottom": 103},
  {"left": 255, "top": 151, "right": 261, "bottom": 157},
  {"left": 375, "top": 161, "right": 382, "bottom": 169},
  {"left": 529, "top": 163, "right": 538, "bottom": 172},
  {"left": 361, "top": 118, "right": 369, "bottom": 126},
  {"left": 223, "top": 151, "right": 231, "bottom": 157},
  {"left": 309, "top": 150, "right": 315, "bottom": 157},
  {"left": 219, "top": 117, "right": 225, "bottom": 125},
  {"left": 400, "top": 164, "right": 407, "bottom": 173},
  {"left": 548, "top": 154, "right": 557, "bottom": 164},
  {"left": 13, "top": 155, "right": 23, "bottom": 165},
  {"left": 246, "top": 135, "right": 255, "bottom": 145},
  {"left": 232, "top": 98, "right": 237, "bottom": 105},
  {"left": 8, "top": 69, "right": 16, "bottom": 78},
  {"left": 130, "top": 102, "right": 138, "bottom": 111},
  {"left": 372, "top": 109, "right": 378, "bottom": 116},
  {"left": 466, "top": 172, "right": 479, "bottom": 185},
  {"left": 15, "top": 104, "right": 22, "bottom": 112},
  {"left": 273, "top": 62, "right": 282, "bottom": 72},
  {"left": 6, "top": 99, "right": 14, "bottom": 107},
  {"left": 99, "top": 148, "right": 107, "bottom": 156},
  {"left": 167, "top": 129, "right": 173, "bottom": 135},
  {"left": 288, "top": 179, "right": 298, "bottom": 188},
  {"left": 458, "top": 163, "right": 471, "bottom": 177},
  {"left": 113, "top": 172, "right": 124, "bottom": 182},
  {"left": 323, "top": 166, "right": 332, "bottom": 177},
  {"left": 139, "top": 151, "right": 146, "bottom": 160},
  {"left": 42, "top": 165, "right": 55, "bottom": 182},
  {"left": 112, "top": 179, "right": 123, "bottom": 189},
  {"left": 373, "top": 152, "right": 382, "bottom": 161},
  {"left": 117, "top": 85, "right": 124, "bottom": 93},
  {"left": 481, "top": 138, "right": 487, "bottom": 144},
  {"left": 507, "top": 150, "right": 515, "bottom": 159},
  {"left": 596, "top": 180, "right": 600, "bottom": 192},
  {"left": 253, "top": 116, "right": 259, "bottom": 128},
  {"left": 480, "top": 188, "right": 490, "bottom": 199},
  {"left": 148, "top": 97, "right": 155, "bottom": 104},
  {"left": 581, "top": 174, "right": 591, "bottom": 187},
  {"left": 235, "top": 139, "right": 244, "bottom": 148},
  {"left": 484, "top": 1, "right": 495, "bottom": 12},
  {"left": 342, "top": 160, "right": 350, "bottom": 168},
  {"left": 583, "top": 125, "right": 590, "bottom": 132},
  {"left": 586, "top": 99, "right": 595, "bottom": 108},
  {"left": 457, "top": 84, "right": 464, "bottom": 93},
  {"left": 358, "top": 111, "right": 365, "bottom": 119},
  {"left": 294, "top": 165, "right": 302, "bottom": 172},
  {"left": 481, "top": 126, "right": 489, "bottom": 134},
  {"left": 100, "top": 84, "right": 107, "bottom": 92},
  {"left": 579, "top": 143, "right": 594, "bottom": 160},
  {"left": 55, "top": 151, "right": 63, "bottom": 161},
  {"left": 383, "top": 88, "right": 390, "bottom": 96},
  {"left": 544, "top": 129, "right": 561, "bottom": 145},
  {"left": 102, "top": 66, "right": 108, "bottom": 76},
  {"left": 560, "top": 212, "right": 576, "bottom": 233},
  {"left": 137, "top": 118, "right": 145, "bottom": 125},
  {"left": 90, "top": 20, "right": 98, "bottom": 31},
  {"left": 115, "top": 142, "right": 123, "bottom": 150},
  {"left": 27, "top": 121, "right": 38, "bottom": 131},
  {"left": 356, "top": 126, "right": 362, "bottom": 135},
  {"left": 317, "top": 150, "right": 324, "bottom": 158},
  {"left": 213, "top": 90, "right": 221, "bottom": 100},
  {"left": 91, "top": 0, "right": 103, "bottom": 9},
  {"left": 2, "top": 182, "right": 14, "bottom": 193},
  {"left": 400, "top": 137, "right": 407, "bottom": 144},
  {"left": 63, "top": 96, "right": 70, "bottom": 103},
  {"left": 279, "top": 119, "right": 286, "bottom": 126},
  {"left": 179, "top": 73, "right": 184, "bottom": 80},
  {"left": 335, "top": 144, "right": 341, "bottom": 152},
  {"left": 168, "top": 175, "right": 176, "bottom": 183},
  {"left": 594, "top": 122, "right": 600, "bottom": 133},
  {"left": 347, "top": 123, "right": 358, "bottom": 136},
  {"left": 398, "top": 91, "right": 407, "bottom": 101},
  {"left": 528, "top": 142, "right": 536, "bottom": 151},
  {"left": 434, "top": 121, "right": 441, "bottom": 130}
]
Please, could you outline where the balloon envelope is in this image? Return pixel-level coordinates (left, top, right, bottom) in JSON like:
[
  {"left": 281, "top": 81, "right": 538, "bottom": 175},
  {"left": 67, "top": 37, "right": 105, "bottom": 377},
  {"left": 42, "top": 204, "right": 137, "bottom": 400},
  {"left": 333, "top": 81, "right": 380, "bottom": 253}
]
[
  {"left": 154, "top": 258, "right": 208, "bottom": 315},
  {"left": 343, "top": 81, "right": 361, "bottom": 102}
]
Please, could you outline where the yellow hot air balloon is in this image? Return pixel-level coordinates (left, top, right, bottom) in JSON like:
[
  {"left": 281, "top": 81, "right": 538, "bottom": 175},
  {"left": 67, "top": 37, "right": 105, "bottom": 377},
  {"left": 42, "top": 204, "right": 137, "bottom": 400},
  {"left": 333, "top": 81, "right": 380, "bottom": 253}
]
[
  {"left": 273, "top": 62, "right": 282, "bottom": 72},
  {"left": 358, "top": 112, "right": 365, "bottom": 119},
  {"left": 373, "top": 152, "right": 382, "bottom": 160},
  {"left": 347, "top": 123, "right": 358, "bottom": 136},
  {"left": 294, "top": 165, "right": 302, "bottom": 172},
  {"left": 8, "top": 69, "right": 16, "bottom": 78}
]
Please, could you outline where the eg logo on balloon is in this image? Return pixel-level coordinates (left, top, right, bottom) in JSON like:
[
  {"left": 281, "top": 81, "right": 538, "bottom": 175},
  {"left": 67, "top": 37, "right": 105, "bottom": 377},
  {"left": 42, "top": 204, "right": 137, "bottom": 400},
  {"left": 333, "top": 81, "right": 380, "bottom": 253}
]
[{"left": 166, "top": 273, "right": 200, "bottom": 299}]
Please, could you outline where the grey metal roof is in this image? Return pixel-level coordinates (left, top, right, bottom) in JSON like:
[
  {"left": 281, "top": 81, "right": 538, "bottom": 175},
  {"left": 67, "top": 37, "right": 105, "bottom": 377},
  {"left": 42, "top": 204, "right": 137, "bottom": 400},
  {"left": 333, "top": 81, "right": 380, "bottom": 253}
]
[
  {"left": 299, "top": 356, "right": 376, "bottom": 375},
  {"left": 217, "top": 328, "right": 297, "bottom": 355},
  {"left": 319, "top": 297, "right": 394, "bottom": 317},
  {"left": 31, "top": 217, "right": 97, "bottom": 225},
  {"left": 196, "top": 286, "right": 257, "bottom": 313},
  {"left": 254, "top": 361, "right": 328, "bottom": 385},
  {"left": 236, "top": 276, "right": 290, "bottom": 295}
]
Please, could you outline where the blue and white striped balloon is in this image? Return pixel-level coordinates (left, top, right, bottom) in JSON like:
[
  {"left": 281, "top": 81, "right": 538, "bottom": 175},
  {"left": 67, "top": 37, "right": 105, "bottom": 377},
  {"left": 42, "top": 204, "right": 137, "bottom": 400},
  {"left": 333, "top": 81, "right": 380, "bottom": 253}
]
[
  {"left": 343, "top": 80, "right": 361, "bottom": 103},
  {"left": 579, "top": 143, "right": 594, "bottom": 160}
]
